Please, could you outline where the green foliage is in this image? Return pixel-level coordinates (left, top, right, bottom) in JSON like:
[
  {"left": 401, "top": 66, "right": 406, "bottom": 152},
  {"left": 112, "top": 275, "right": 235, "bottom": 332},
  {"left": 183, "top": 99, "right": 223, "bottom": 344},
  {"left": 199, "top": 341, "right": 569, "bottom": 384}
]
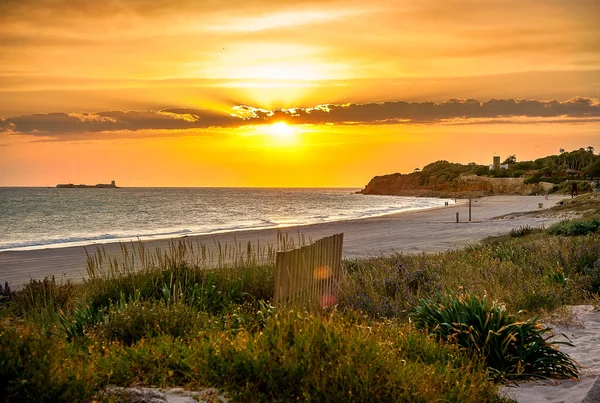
[
  {"left": 548, "top": 217, "right": 600, "bottom": 236},
  {"left": 420, "top": 160, "right": 483, "bottom": 182},
  {"left": 94, "top": 301, "right": 207, "bottom": 345},
  {"left": 524, "top": 174, "right": 541, "bottom": 184},
  {"left": 58, "top": 302, "right": 106, "bottom": 341},
  {"left": 85, "top": 263, "right": 270, "bottom": 317},
  {"left": 0, "top": 282, "right": 12, "bottom": 307},
  {"left": 341, "top": 230, "right": 599, "bottom": 316},
  {"left": 11, "top": 276, "right": 75, "bottom": 317},
  {"left": 410, "top": 293, "right": 580, "bottom": 382},
  {"left": 509, "top": 225, "right": 537, "bottom": 238},
  {"left": 0, "top": 322, "right": 96, "bottom": 402},
  {"left": 204, "top": 311, "right": 503, "bottom": 402},
  {"left": 185, "top": 272, "right": 248, "bottom": 314},
  {"left": 545, "top": 268, "right": 568, "bottom": 286}
]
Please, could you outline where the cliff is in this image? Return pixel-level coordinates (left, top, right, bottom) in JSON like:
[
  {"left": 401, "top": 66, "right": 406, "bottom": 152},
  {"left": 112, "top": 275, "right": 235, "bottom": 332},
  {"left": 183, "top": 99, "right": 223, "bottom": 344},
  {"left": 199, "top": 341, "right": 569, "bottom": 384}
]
[{"left": 360, "top": 173, "right": 552, "bottom": 198}]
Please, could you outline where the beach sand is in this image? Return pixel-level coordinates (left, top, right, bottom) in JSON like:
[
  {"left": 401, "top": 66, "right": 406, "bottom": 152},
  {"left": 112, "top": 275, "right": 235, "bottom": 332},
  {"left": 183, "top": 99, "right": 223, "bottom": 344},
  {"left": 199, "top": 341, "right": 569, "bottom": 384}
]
[
  {"left": 500, "top": 306, "right": 600, "bottom": 403},
  {"left": 0, "top": 194, "right": 566, "bottom": 288}
]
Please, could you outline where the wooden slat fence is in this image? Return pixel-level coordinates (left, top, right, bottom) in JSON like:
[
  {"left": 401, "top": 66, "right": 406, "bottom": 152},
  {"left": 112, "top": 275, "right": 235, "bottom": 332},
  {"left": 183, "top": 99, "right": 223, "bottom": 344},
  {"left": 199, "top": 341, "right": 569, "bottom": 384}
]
[{"left": 273, "top": 233, "right": 343, "bottom": 309}]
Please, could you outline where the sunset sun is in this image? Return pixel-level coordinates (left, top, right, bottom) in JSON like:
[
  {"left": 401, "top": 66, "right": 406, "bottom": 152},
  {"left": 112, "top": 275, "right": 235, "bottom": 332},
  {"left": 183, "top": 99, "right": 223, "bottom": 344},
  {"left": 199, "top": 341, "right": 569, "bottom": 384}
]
[{"left": 266, "top": 121, "right": 298, "bottom": 145}]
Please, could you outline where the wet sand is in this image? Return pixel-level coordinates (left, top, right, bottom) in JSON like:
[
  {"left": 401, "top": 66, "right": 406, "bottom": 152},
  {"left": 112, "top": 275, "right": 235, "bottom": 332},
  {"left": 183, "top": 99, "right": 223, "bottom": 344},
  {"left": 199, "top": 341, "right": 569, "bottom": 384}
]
[{"left": 0, "top": 195, "right": 564, "bottom": 288}]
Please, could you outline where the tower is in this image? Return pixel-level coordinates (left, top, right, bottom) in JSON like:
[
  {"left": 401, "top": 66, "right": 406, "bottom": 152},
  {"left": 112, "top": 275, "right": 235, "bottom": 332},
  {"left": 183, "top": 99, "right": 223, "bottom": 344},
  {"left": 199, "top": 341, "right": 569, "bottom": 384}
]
[{"left": 493, "top": 156, "right": 500, "bottom": 171}]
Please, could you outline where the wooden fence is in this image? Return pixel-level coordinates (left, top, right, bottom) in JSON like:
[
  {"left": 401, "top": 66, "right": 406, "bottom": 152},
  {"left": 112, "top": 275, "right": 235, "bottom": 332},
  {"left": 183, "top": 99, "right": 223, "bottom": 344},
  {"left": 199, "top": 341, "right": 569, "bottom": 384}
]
[{"left": 273, "top": 233, "right": 344, "bottom": 309}]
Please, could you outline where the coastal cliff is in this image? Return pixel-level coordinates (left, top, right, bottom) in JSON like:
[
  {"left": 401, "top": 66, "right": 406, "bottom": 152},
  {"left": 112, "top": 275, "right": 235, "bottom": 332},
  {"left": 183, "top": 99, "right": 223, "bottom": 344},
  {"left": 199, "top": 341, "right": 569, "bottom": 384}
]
[{"left": 360, "top": 173, "right": 552, "bottom": 198}]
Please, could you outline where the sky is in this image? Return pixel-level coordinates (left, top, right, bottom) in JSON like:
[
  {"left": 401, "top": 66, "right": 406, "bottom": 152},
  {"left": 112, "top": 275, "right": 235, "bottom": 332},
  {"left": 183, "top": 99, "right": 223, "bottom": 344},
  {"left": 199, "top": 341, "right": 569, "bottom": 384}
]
[{"left": 1, "top": 0, "right": 599, "bottom": 187}]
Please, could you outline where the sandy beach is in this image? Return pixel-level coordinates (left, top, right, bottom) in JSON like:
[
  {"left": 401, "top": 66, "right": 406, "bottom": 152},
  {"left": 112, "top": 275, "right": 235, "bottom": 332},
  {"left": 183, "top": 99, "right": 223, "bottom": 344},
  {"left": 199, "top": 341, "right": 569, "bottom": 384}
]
[
  {"left": 500, "top": 305, "right": 600, "bottom": 403},
  {"left": 0, "top": 194, "right": 566, "bottom": 288}
]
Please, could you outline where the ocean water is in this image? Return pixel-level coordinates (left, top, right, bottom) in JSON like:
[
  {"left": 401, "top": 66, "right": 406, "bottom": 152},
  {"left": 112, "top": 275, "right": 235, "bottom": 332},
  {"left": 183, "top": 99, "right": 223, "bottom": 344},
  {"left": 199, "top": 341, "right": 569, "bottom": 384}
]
[{"left": 0, "top": 187, "right": 453, "bottom": 251}]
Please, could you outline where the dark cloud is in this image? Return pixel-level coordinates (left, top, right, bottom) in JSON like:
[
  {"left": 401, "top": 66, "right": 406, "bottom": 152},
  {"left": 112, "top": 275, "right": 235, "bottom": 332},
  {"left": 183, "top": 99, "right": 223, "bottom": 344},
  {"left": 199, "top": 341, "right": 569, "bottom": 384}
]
[
  {"left": 247, "top": 97, "right": 600, "bottom": 125},
  {"left": 1, "top": 98, "right": 598, "bottom": 136},
  {"left": 0, "top": 109, "right": 243, "bottom": 134}
]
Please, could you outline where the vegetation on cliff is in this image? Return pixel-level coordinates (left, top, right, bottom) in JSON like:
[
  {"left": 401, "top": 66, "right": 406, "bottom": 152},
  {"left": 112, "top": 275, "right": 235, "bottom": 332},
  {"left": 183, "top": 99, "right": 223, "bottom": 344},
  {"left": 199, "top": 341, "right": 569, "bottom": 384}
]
[{"left": 361, "top": 147, "right": 600, "bottom": 197}]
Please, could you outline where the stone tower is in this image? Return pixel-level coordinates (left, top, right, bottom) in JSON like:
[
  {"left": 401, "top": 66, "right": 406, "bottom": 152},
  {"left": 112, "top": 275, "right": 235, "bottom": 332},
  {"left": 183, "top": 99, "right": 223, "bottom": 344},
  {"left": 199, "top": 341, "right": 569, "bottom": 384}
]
[{"left": 493, "top": 156, "right": 500, "bottom": 171}]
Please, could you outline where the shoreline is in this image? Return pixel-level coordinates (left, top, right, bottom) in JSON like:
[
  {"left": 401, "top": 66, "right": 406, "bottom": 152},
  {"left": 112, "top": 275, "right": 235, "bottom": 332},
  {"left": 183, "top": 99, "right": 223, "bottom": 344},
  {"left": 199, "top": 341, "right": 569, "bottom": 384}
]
[
  {"left": 0, "top": 196, "right": 457, "bottom": 253},
  {"left": 0, "top": 195, "right": 564, "bottom": 288}
]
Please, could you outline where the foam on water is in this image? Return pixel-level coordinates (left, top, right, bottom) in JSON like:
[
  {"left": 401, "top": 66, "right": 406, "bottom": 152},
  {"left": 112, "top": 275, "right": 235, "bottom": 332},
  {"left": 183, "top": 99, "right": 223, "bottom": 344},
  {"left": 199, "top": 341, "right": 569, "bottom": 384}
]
[{"left": 0, "top": 187, "right": 454, "bottom": 251}]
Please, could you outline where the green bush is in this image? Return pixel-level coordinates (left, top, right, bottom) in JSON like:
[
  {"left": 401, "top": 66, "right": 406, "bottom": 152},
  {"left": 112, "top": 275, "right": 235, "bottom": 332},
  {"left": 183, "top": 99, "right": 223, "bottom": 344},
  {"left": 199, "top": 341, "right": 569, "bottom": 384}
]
[
  {"left": 509, "top": 225, "right": 537, "bottom": 238},
  {"left": 0, "top": 322, "right": 96, "bottom": 401},
  {"left": 58, "top": 303, "right": 106, "bottom": 341},
  {"left": 11, "top": 276, "right": 75, "bottom": 316},
  {"left": 548, "top": 218, "right": 600, "bottom": 236},
  {"left": 410, "top": 293, "right": 579, "bottom": 382},
  {"left": 94, "top": 301, "right": 207, "bottom": 345},
  {"left": 205, "top": 311, "right": 504, "bottom": 402},
  {"left": 85, "top": 264, "right": 271, "bottom": 315}
]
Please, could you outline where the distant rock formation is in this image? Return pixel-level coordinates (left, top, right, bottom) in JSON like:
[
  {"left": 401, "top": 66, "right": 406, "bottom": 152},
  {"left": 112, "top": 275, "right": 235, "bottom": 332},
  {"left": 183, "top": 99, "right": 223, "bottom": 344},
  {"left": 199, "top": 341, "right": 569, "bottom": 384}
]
[
  {"left": 57, "top": 180, "right": 118, "bottom": 188},
  {"left": 360, "top": 173, "right": 552, "bottom": 198}
]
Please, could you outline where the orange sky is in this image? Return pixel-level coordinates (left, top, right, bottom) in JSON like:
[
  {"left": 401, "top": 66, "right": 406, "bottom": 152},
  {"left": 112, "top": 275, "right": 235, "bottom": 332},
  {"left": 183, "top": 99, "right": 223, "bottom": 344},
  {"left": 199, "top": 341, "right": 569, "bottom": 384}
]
[{"left": 0, "top": 0, "right": 599, "bottom": 187}]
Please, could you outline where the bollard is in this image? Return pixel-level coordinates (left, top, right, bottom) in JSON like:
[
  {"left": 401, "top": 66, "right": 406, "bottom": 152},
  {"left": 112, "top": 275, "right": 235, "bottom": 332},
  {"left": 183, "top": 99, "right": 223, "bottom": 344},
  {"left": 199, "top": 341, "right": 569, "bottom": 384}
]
[
  {"left": 456, "top": 212, "right": 459, "bottom": 223},
  {"left": 538, "top": 203, "right": 543, "bottom": 209},
  {"left": 469, "top": 198, "right": 472, "bottom": 222}
]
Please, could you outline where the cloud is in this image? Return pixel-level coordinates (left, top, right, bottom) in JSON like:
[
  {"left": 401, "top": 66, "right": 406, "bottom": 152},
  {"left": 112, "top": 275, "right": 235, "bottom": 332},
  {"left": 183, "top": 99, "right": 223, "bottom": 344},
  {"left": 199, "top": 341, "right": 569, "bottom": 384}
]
[
  {"left": 245, "top": 97, "right": 600, "bottom": 125},
  {"left": 2, "top": 98, "right": 598, "bottom": 136},
  {"left": 0, "top": 109, "right": 243, "bottom": 134}
]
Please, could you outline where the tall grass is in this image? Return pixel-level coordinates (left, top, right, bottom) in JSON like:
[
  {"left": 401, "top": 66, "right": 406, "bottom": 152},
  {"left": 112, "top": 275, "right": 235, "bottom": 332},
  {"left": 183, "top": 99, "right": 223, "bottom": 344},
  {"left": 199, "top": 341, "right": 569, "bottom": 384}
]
[
  {"left": 340, "top": 231, "right": 600, "bottom": 317},
  {"left": 84, "top": 231, "right": 308, "bottom": 280},
  {"left": 1, "top": 311, "right": 508, "bottom": 402}
]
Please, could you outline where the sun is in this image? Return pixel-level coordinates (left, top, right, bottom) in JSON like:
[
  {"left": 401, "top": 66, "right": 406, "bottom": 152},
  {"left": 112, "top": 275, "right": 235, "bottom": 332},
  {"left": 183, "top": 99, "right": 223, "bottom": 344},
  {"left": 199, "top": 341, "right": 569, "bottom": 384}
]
[
  {"left": 266, "top": 122, "right": 297, "bottom": 144},
  {"left": 269, "top": 122, "right": 294, "bottom": 138}
]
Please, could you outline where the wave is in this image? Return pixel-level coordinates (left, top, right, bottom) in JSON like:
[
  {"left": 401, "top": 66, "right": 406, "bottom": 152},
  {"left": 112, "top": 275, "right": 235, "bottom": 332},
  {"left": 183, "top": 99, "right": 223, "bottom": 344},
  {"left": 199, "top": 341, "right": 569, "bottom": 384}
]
[{"left": 0, "top": 197, "right": 453, "bottom": 252}]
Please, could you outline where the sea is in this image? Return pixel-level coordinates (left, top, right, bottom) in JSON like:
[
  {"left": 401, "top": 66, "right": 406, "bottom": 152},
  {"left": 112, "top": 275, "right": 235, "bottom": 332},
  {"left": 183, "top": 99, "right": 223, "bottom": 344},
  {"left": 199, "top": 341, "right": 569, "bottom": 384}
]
[{"left": 0, "top": 187, "right": 453, "bottom": 252}]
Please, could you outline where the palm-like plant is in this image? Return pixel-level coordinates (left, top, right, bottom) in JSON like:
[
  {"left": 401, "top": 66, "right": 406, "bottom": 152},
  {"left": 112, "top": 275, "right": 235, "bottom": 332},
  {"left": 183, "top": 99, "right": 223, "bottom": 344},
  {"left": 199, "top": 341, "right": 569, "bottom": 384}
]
[{"left": 411, "top": 292, "right": 579, "bottom": 383}]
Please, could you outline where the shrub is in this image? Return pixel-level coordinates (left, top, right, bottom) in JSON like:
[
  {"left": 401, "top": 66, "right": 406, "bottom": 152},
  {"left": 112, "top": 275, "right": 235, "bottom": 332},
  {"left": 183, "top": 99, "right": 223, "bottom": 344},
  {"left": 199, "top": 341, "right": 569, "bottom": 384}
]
[
  {"left": 57, "top": 303, "right": 106, "bottom": 341},
  {"left": 509, "top": 225, "right": 537, "bottom": 238},
  {"left": 548, "top": 218, "right": 600, "bottom": 236},
  {"left": 545, "top": 268, "right": 568, "bottom": 286},
  {"left": 206, "top": 311, "right": 504, "bottom": 402},
  {"left": 94, "top": 301, "right": 207, "bottom": 345},
  {"left": 85, "top": 264, "right": 271, "bottom": 315},
  {"left": 0, "top": 322, "right": 96, "bottom": 401},
  {"left": 0, "top": 282, "right": 12, "bottom": 307},
  {"left": 410, "top": 292, "right": 579, "bottom": 382},
  {"left": 11, "top": 276, "right": 75, "bottom": 316}
]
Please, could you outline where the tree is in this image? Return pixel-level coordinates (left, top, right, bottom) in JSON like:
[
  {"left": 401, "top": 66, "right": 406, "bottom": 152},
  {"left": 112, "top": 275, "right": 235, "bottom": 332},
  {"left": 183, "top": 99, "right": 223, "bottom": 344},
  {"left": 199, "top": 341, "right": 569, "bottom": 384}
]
[
  {"left": 588, "top": 159, "right": 600, "bottom": 182},
  {"left": 502, "top": 155, "right": 517, "bottom": 165}
]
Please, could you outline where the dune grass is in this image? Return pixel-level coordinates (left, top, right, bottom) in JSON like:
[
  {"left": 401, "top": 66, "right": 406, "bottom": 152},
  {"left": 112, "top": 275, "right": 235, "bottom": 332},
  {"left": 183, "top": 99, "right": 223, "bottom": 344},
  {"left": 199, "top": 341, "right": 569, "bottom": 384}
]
[{"left": 2, "top": 215, "right": 600, "bottom": 401}]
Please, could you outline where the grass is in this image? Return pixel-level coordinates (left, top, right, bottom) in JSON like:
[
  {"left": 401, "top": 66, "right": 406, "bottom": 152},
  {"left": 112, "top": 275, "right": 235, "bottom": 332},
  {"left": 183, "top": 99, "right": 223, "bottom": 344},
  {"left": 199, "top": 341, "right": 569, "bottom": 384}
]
[
  {"left": 340, "top": 230, "right": 599, "bottom": 317},
  {"left": 548, "top": 216, "right": 600, "bottom": 236},
  {"left": 3, "top": 216, "right": 600, "bottom": 401}
]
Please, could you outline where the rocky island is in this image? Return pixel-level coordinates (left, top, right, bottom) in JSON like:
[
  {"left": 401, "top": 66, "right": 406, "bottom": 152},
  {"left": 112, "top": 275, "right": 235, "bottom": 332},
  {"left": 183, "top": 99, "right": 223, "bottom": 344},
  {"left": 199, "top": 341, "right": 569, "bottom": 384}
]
[{"left": 56, "top": 180, "right": 118, "bottom": 188}]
